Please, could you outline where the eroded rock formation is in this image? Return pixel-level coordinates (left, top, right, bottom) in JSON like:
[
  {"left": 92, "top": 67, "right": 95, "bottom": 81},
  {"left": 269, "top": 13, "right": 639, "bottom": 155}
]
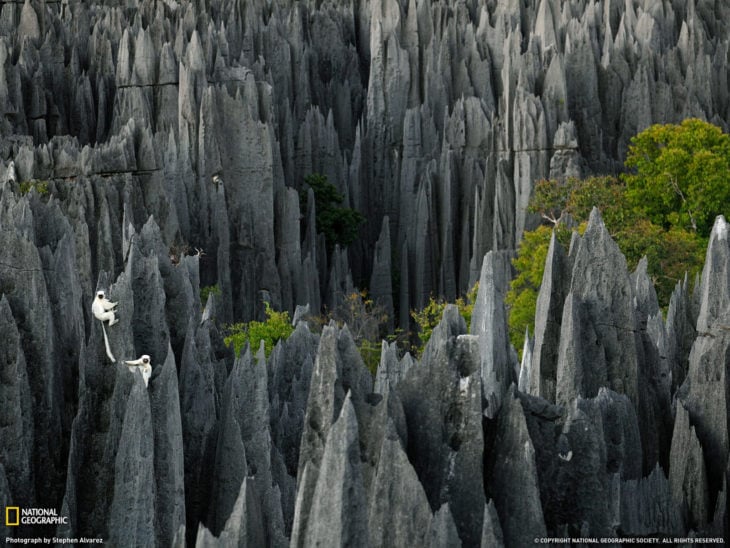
[{"left": 1, "top": 0, "right": 729, "bottom": 545}]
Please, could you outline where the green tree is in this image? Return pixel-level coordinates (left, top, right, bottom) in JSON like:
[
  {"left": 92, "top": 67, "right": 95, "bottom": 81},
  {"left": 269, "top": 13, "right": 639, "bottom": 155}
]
[
  {"left": 18, "top": 179, "right": 50, "bottom": 196},
  {"left": 411, "top": 283, "right": 479, "bottom": 356},
  {"left": 301, "top": 173, "right": 365, "bottom": 253},
  {"left": 334, "top": 290, "right": 389, "bottom": 374},
  {"left": 224, "top": 302, "right": 294, "bottom": 358},
  {"left": 200, "top": 284, "right": 221, "bottom": 304},
  {"left": 507, "top": 170, "right": 707, "bottom": 357},
  {"left": 305, "top": 290, "right": 390, "bottom": 374},
  {"left": 505, "top": 224, "right": 575, "bottom": 354},
  {"left": 623, "top": 118, "right": 730, "bottom": 236}
]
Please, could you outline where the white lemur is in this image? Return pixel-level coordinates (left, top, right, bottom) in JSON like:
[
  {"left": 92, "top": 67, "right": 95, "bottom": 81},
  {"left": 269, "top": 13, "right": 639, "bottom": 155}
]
[
  {"left": 6, "top": 161, "right": 16, "bottom": 184},
  {"left": 124, "top": 355, "right": 152, "bottom": 387},
  {"left": 92, "top": 290, "right": 118, "bottom": 362}
]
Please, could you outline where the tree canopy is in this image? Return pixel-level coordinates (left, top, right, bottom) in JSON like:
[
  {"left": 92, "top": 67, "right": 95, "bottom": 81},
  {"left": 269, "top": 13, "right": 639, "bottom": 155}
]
[
  {"left": 623, "top": 118, "right": 730, "bottom": 237},
  {"left": 506, "top": 118, "right": 730, "bottom": 355},
  {"left": 300, "top": 173, "right": 365, "bottom": 253}
]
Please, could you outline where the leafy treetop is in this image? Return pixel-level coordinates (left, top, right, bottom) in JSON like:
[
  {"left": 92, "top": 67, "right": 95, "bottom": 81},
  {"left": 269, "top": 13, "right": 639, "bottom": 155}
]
[
  {"left": 301, "top": 173, "right": 365, "bottom": 253},
  {"left": 623, "top": 118, "right": 730, "bottom": 237},
  {"left": 508, "top": 171, "right": 706, "bottom": 356},
  {"left": 224, "top": 302, "right": 294, "bottom": 358},
  {"left": 411, "top": 283, "right": 479, "bottom": 356}
]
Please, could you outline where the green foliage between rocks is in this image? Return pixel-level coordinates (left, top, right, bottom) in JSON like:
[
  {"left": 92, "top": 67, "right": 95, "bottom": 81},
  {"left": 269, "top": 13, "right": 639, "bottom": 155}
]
[
  {"left": 309, "top": 290, "right": 390, "bottom": 374},
  {"left": 505, "top": 223, "right": 580, "bottom": 354},
  {"left": 18, "top": 179, "right": 50, "bottom": 196},
  {"left": 200, "top": 284, "right": 220, "bottom": 305},
  {"left": 224, "top": 302, "right": 294, "bottom": 358},
  {"left": 301, "top": 173, "right": 365, "bottom": 253},
  {"left": 411, "top": 283, "right": 479, "bottom": 357},
  {"left": 506, "top": 119, "right": 726, "bottom": 356}
]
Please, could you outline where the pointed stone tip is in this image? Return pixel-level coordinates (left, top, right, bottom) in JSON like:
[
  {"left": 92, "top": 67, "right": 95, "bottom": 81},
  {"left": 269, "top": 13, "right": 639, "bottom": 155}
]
[
  {"left": 380, "top": 215, "right": 390, "bottom": 234},
  {"left": 336, "top": 389, "right": 357, "bottom": 426},
  {"left": 710, "top": 215, "right": 728, "bottom": 242},
  {"left": 587, "top": 206, "right": 604, "bottom": 229}
]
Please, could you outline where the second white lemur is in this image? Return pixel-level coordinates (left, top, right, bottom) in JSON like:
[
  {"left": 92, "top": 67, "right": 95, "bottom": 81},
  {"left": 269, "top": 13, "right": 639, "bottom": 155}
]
[{"left": 125, "top": 355, "right": 152, "bottom": 387}]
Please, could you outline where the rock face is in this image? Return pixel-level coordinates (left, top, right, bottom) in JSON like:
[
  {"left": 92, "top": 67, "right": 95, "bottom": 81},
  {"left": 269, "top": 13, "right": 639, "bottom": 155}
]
[
  {"left": 0, "top": 0, "right": 728, "bottom": 545},
  {"left": 1, "top": 0, "right": 728, "bottom": 324},
  {"left": 680, "top": 216, "right": 730, "bottom": 521}
]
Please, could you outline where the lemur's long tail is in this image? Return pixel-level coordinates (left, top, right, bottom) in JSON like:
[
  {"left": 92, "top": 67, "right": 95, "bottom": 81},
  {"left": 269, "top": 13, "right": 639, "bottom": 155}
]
[{"left": 101, "top": 322, "right": 115, "bottom": 362}]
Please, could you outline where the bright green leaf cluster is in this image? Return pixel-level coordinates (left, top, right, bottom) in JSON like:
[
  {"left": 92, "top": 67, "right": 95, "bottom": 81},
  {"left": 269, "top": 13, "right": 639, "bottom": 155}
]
[
  {"left": 224, "top": 302, "right": 294, "bottom": 358},
  {"left": 18, "top": 179, "right": 50, "bottom": 196},
  {"left": 623, "top": 118, "right": 730, "bottom": 237},
  {"left": 200, "top": 284, "right": 221, "bottom": 305},
  {"left": 411, "top": 283, "right": 479, "bottom": 357},
  {"left": 507, "top": 225, "right": 562, "bottom": 354},
  {"left": 358, "top": 338, "right": 382, "bottom": 375},
  {"left": 507, "top": 119, "right": 727, "bottom": 358}
]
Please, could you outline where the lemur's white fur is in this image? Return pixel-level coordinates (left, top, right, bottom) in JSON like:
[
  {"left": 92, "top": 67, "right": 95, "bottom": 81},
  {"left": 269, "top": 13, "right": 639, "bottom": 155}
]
[
  {"left": 92, "top": 290, "right": 118, "bottom": 362},
  {"left": 125, "top": 355, "right": 152, "bottom": 387},
  {"left": 6, "top": 161, "right": 16, "bottom": 183},
  {"left": 92, "top": 291, "right": 118, "bottom": 324}
]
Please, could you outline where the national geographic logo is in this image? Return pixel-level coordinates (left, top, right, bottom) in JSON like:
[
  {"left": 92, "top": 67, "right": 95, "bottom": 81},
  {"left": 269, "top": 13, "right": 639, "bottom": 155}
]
[
  {"left": 5, "top": 507, "right": 19, "bottom": 526},
  {"left": 4, "top": 507, "right": 68, "bottom": 526}
]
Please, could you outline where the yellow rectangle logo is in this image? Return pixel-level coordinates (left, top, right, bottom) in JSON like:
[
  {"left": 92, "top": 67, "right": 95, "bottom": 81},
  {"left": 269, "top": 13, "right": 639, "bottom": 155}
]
[{"left": 5, "top": 506, "right": 19, "bottom": 526}]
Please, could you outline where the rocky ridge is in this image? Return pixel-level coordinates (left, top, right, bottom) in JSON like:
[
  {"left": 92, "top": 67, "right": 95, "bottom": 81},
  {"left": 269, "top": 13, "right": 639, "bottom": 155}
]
[{"left": 0, "top": 0, "right": 729, "bottom": 546}]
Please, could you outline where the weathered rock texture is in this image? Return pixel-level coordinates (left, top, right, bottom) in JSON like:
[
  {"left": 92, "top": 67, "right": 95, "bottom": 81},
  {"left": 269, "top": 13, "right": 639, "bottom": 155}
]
[{"left": 0, "top": 0, "right": 728, "bottom": 545}]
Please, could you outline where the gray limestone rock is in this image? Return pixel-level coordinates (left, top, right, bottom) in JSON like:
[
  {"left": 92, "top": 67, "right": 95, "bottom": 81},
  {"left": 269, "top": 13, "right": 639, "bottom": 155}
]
[
  {"left": 179, "top": 320, "right": 221, "bottom": 542},
  {"left": 488, "top": 387, "right": 547, "bottom": 546},
  {"left": 207, "top": 360, "right": 249, "bottom": 535},
  {"left": 518, "top": 328, "right": 533, "bottom": 393},
  {"left": 0, "top": 464, "right": 12, "bottom": 539},
  {"left": 227, "top": 346, "right": 288, "bottom": 547},
  {"left": 669, "top": 403, "right": 710, "bottom": 530},
  {"left": 373, "top": 341, "right": 413, "bottom": 397},
  {"left": 633, "top": 276, "right": 673, "bottom": 472},
  {"left": 107, "top": 380, "right": 156, "bottom": 548},
  {"left": 469, "top": 251, "right": 516, "bottom": 418},
  {"left": 632, "top": 257, "right": 659, "bottom": 320},
  {"left": 291, "top": 323, "right": 373, "bottom": 544},
  {"left": 547, "top": 389, "right": 641, "bottom": 537},
  {"left": 620, "top": 465, "right": 682, "bottom": 537},
  {"left": 1, "top": 0, "right": 729, "bottom": 543},
  {"left": 149, "top": 346, "right": 186, "bottom": 547},
  {"left": 301, "top": 394, "right": 369, "bottom": 547},
  {"left": 196, "top": 477, "right": 266, "bottom": 548},
  {"left": 367, "top": 422, "right": 431, "bottom": 548},
  {"left": 297, "top": 324, "right": 373, "bottom": 475},
  {"left": 530, "top": 232, "right": 570, "bottom": 401},
  {"left": 681, "top": 216, "right": 730, "bottom": 510},
  {"left": 427, "top": 504, "right": 462, "bottom": 548},
  {"left": 480, "top": 500, "right": 505, "bottom": 548},
  {"left": 370, "top": 216, "right": 394, "bottom": 331},
  {"left": 269, "top": 322, "right": 318, "bottom": 479},
  {"left": 0, "top": 295, "right": 34, "bottom": 509},
  {"left": 0, "top": 204, "right": 65, "bottom": 508},
  {"left": 665, "top": 275, "right": 697, "bottom": 392},
  {"left": 556, "top": 209, "right": 638, "bottom": 408},
  {"left": 399, "top": 307, "right": 485, "bottom": 546}
]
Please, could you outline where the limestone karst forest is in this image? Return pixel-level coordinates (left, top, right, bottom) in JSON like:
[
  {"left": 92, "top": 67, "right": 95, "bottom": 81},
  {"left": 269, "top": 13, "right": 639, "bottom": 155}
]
[{"left": 0, "top": 0, "right": 729, "bottom": 546}]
